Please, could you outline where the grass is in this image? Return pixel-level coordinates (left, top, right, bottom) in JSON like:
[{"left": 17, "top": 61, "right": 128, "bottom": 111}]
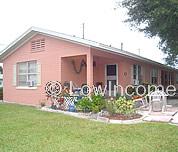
[{"left": 0, "top": 103, "right": 178, "bottom": 152}]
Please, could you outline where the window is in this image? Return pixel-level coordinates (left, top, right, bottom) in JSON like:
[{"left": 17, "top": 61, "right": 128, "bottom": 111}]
[
  {"left": 107, "top": 65, "right": 117, "bottom": 76},
  {"left": 17, "top": 61, "right": 37, "bottom": 87},
  {"left": 168, "top": 72, "right": 174, "bottom": 85},
  {"left": 176, "top": 73, "right": 178, "bottom": 84},
  {"left": 133, "top": 64, "right": 141, "bottom": 84},
  {"left": 31, "top": 39, "right": 45, "bottom": 51},
  {"left": 151, "top": 69, "right": 158, "bottom": 84}
]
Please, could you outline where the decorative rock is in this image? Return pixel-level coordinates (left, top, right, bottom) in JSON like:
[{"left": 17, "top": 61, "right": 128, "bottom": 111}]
[
  {"left": 134, "top": 100, "right": 143, "bottom": 108},
  {"left": 90, "top": 113, "right": 98, "bottom": 119},
  {"left": 98, "top": 110, "right": 110, "bottom": 117},
  {"left": 97, "top": 116, "right": 109, "bottom": 123}
]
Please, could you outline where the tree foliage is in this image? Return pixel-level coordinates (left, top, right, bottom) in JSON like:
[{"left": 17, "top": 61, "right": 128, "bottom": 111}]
[{"left": 120, "top": 0, "right": 178, "bottom": 66}]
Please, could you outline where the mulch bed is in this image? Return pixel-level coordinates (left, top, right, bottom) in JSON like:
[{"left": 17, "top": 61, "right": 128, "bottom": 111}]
[{"left": 105, "top": 113, "right": 142, "bottom": 120}]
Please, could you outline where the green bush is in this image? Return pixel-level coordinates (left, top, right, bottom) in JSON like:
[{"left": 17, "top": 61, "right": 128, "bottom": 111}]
[
  {"left": 76, "top": 95, "right": 105, "bottom": 113},
  {"left": 91, "top": 94, "right": 105, "bottom": 113},
  {"left": 76, "top": 95, "right": 135, "bottom": 115},
  {"left": 105, "top": 100, "right": 116, "bottom": 115},
  {"left": 115, "top": 97, "right": 135, "bottom": 115},
  {"left": 76, "top": 97, "right": 92, "bottom": 112}
]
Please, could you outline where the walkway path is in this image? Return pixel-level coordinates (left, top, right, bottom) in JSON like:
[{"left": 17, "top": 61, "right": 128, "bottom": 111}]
[{"left": 138, "top": 106, "right": 178, "bottom": 126}]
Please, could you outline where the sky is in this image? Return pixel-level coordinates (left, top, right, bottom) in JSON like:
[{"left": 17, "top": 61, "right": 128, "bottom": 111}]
[{"left": 0, "top": 0, "right": 165, "bottom": 63}]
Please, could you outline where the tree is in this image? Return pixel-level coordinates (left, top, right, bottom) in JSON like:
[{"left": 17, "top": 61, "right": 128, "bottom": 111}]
[{"left": 120, "top": 0, "right": 178, "bottom": 66}]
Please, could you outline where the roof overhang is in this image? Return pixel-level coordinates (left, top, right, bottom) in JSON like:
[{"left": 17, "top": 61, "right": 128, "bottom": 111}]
[
  {"left": 0, "top": 28, "right": 37, "bottom": 62},
  {"left": 0, "top": 26, "right": 177, "bottom": 71}
]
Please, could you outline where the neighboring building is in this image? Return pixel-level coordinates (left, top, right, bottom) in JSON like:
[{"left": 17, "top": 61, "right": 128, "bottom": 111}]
[{"left": 0, "top": 27, "right": 178, "bottom": 105}]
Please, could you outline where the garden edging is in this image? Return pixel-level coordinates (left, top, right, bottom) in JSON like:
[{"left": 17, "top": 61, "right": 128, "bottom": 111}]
[{"left": 41, "top": 107, "right": 145, "bottom": 124}]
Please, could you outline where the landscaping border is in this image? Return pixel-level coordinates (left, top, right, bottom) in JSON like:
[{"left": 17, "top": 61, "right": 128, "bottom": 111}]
[{"left": 41, "top": 107, "right": 146, "bottom": 124}]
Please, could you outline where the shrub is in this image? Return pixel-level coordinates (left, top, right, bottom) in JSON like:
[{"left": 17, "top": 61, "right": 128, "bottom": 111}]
[
  {"left": 91, "top": 94, "right": 105, "bottom": 113},
  {"left": 76, "top": 97, "right": 92, "bottom": 112},
  {"left": 114, "top": 97, "right": 135, "bottom": 115},
  {"left": 115, "top": 93, "right": 122, "bottom": 99},
  {"left": 105, "top": 100, "right": 116, "bottom": 115},
  {"left": 115, "top": 93, "right": 132, "bottom": 100},
  {"left": 76, "top": 95, "right": 105, "bottom": 113}
]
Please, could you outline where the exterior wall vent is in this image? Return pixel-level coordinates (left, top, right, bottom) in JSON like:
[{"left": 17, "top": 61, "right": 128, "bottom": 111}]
[{"left": 31, "top": 39, "right": 45, "bottom": 51}]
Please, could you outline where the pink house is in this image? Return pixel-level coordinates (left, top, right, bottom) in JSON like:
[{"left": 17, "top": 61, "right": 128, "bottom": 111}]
[{"left": 0, "top": 27, "right": 178, "bottom": 105}]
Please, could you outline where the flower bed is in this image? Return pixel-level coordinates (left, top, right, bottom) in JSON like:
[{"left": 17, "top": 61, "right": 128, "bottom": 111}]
[
  {"left": 44, "top": 92, "right": 144, "bottom": 121},
  {"left": 105, "top": 113, "right": 142, "bottom": 120},
  {"left": 41, "top": 106, "right": 144, "bottom": 124}
]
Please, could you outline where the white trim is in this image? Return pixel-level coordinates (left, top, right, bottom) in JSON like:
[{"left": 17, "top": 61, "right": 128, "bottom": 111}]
[
  {"left": 16, "top": 86, "right": 37, "bottom": 90},
  {"left": 37, "top": 62, "right": 41, "bottom": 86},
  {"left": 17, "top": 60, "right": 38, "bottom": 87},
  {"left": 150, "top": 68, "right": 158, "bottom": 84},
  {"left": 105, "top": 64, "right": 118, "bottom": 86},
  {"left": 132, "top": 64, "right": 141, "bottom": 85},
  {"left": 12, "top": 64, "right": 17, "bottom": 86},
  {"left": 0, "top": 32, "right": 37, "bottom": 61}
]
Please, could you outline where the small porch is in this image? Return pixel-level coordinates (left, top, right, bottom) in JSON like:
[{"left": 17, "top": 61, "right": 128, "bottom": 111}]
[
  {"left": 59, "top": 48, "right": 178, "bottom": 94},
  {"left": 60, "top": 49, "right": 124, "bottom": 89}
]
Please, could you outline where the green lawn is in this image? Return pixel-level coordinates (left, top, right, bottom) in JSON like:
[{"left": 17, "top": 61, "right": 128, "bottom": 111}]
[{"left": 0, "top": 103, "right": 178, "bottom": 152}]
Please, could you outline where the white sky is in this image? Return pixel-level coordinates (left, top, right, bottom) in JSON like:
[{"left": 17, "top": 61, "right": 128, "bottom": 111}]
[{"left": 0, "top": 0, "right": 165, "bottom": 63}]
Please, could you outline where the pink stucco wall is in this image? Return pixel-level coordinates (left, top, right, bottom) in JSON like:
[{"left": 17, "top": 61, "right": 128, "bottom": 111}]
[
  {"left": 3, "top": 34, "right": 90, "bottom": 105},
  {"left": 91, "top": 48, "right": 177, "bottom": 89},
  {"left": 61, "top": 55, "right": 87, "bottom": 86},
  {"left": 3, "top": 33, "right": 178, "bottom": 105}
]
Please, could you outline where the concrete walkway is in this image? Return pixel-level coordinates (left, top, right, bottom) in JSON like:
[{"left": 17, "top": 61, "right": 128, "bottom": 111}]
[{"left": 138, "top": 106, "right": 178, "bottom": 125}]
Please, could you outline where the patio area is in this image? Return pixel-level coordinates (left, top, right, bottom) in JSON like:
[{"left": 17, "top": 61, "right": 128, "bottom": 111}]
[{"left": 138, "top": 99, "right": 178, "bottom": 125}]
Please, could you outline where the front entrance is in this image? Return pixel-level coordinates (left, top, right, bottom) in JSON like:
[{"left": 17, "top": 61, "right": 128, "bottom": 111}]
[{"left": 105, "top": 64, "right": 118, "bottom": 90}]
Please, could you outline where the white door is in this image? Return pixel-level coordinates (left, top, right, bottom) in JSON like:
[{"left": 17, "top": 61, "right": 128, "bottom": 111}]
[{"left": 105, "top": 64, "right": 118, "bottom": 90}]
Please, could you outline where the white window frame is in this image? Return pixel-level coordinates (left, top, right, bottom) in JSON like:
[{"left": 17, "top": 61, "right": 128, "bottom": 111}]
[
  {"left": 133, "top": 64, "right": 141, "bottom": 85},
  {"left": 151, "top": 69, "right": 158, "bottom": 84},
  {"left": 105, "top": 64, "right": 118, "bottom": 88},
  {"left": 17, "top": 61, "right": 37, "bottom": 87}
]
